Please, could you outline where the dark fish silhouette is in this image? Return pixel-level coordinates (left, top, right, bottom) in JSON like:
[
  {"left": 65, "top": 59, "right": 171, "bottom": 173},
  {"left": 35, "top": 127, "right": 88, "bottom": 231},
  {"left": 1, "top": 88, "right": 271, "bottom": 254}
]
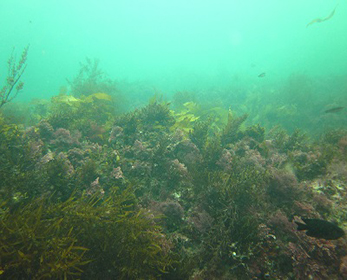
[
  {"left": 258, "top": 72, "right": 266, "bottom": 78},
  {"left": 324, "top": 107, "right": 344, "bottom": 113},
  {"left": 295, "top": 218, "right": 345, "bottom": 240}
]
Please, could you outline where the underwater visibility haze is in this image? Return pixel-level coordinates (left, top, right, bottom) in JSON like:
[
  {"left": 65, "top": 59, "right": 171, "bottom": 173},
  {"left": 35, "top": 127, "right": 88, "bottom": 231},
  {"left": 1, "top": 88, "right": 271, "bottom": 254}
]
[{"left": 1, "top": 0, "right": 347, "bottom": 279}]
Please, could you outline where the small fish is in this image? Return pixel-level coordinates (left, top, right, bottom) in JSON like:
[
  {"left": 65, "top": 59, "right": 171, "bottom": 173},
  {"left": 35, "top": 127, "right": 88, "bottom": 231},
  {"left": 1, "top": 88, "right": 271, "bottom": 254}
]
[
  {"left": 306, "top": 5, "right": 338, "bottom": 28},
  {"left": 324, "top": 107, "right": 344, "bottom": 114},
  {"left": 258, "top": 72, "right": 266, "bottom": 78},
  {"left": 295, "top": 218, "right": 345, "bottom": 240}
]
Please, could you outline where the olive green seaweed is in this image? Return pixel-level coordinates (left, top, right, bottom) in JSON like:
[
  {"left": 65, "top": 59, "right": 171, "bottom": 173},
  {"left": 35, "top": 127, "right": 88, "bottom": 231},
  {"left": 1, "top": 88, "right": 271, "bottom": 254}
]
[{"left": 0, "top": 187, "right": 174, "bottom": 279}]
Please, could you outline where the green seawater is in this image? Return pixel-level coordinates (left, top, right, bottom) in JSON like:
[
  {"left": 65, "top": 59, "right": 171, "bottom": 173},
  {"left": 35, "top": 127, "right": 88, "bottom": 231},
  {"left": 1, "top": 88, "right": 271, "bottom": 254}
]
[
  {"left": 1, "top": 0, "right": 346, "bottom": 134},
  {"left": 1, "top": 1, "right": 347, "bottom": 279}
]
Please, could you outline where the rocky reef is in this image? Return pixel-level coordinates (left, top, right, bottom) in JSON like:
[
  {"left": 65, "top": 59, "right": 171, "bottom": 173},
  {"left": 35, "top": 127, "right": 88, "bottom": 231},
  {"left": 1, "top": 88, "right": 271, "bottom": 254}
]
[{"left": 1, "top": 85, "right": 347, "bottom": 279}]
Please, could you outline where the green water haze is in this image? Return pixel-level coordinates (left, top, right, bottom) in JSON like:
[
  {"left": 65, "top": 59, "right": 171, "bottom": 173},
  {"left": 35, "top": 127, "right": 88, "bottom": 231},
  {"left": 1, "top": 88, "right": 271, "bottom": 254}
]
[
  {"left": 2, "top": 1, "right": 347, "bottom": 279},
  {"left": 0, "top": 0, "right": 346, "bottom": 134},
  {"left": 1, "top": 1, "right": 346, "bottom": 93}
]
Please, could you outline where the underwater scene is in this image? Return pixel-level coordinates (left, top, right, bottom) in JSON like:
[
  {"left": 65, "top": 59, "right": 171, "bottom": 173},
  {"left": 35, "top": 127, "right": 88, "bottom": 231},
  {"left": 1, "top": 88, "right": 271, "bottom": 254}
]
[{"left": 1, "top": 0, "right": 347, "bottom": 279}]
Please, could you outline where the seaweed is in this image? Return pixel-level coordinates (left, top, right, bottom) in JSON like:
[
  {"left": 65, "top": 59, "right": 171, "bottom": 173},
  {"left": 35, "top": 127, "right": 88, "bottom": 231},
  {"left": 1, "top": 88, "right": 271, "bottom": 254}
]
[
  {"left": 201, "top": 135, "right": 223, "bottom": 171},
  {"left": 0, "top": 187, "right": 174, "bottom": 279},
  {"left": 0, "top": 198, "right": 90, "bottom": 279},
  {"left": 171, "top": 102, "right": 200, "bottom": 133},
  {"left": 221, "top": 111, "right": 248, "bottom": 146},
  {"left": 2, "top": 77, "right": 347, "bottom": 279},
  {"left": 139, "top": 100, "right": 175, "bottom": 130},
  {"left": 189, "top": 119, "right": 211, "bottom": 150},
  {"left": 194, "top": 163, "right": 270, "bottom": 278},
  {"left": 0, "top": 46, "right": 29, "bottom": 108},
  {"left": 67, "top": 58, "right": 117, "bottom": 97}
]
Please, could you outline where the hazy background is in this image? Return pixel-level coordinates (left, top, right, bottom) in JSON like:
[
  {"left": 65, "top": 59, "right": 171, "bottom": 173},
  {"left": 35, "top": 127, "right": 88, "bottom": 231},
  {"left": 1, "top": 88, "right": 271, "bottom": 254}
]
[{"left": 0, "top": 0, "right": 346, "bottom": 102}]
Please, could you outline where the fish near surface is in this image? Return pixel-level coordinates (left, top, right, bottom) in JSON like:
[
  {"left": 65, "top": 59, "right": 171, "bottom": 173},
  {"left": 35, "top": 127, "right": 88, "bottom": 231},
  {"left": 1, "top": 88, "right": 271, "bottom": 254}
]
[
  {"left": 295, "top": 218, "right": 345, "bottom": 240},
  {"left": 306, "top": 4, "right": 338, "bottom": 27},
  {"left": 258, "top": 72, "right": 266, "bottom": 78}
]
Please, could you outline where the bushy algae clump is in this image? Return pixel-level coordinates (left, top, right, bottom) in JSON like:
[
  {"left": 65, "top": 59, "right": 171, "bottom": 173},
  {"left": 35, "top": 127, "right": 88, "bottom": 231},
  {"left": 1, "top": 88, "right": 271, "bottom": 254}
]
[{"left": 0, "top": 187, "right": 173, "bottom": 279}]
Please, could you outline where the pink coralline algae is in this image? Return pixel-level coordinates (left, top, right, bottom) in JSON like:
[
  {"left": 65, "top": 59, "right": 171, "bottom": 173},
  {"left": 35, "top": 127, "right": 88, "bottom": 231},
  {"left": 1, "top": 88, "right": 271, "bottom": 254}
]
[
  {"left": 133, "top": 139, "right": 145, "bottom": 151},
  {"left": 111, "top": 166, "right": 124, "bottom": 179},
  {"left": 67, "top": 148, "right": 85, "bottom": 166},
  {"left": 56, "top": 152, "right": 75, "bottom": 177},
  {"left": 174, "top": 139, "right": 202, "bottom": 168},
  {"left": 292, "top": 150, "right": 322, "bottom": 166},
  {"left": 288, "top": 236, "right": 340, "bottom": 279},
  {"left": 108, "top": 126, "right": 123, "bottom": 144},
  {"left": 86, "top": 177, "right": 105, "bottom": 196},
  {"left": 340, "top": 255, "right": 347, "bottom": 278},
  {"left": 267, "top": 151, "right": 288, "bottom": 168},
  {"left": 312, "top": 193, "right": 333, "bottom": 214},
  {"left": 338, "top": 136, "right": 347, "bottom": 156},
  {"left": 37, "top": 151, "right": 74, "bottom": 176},
  {"left": 216, "top": 149, "right": 234, "bottom": 172},
  {"left": 158, "top": 200, "right": 184, "bottom": 218},
  {"left": 169, "top": 159, "right": 189, "bottom": 180},
  {"left": 242, "top": 147, "right": 266, "bottom": 171},
  {"left": 50, "top": 128, "right": 81, "bottom": 148},
  {"left": 38, "top": 151, "right": 54, "bottom": 166},
  {"left": 171, "top": 128, "right": 185, "bottom": 143},
  {"left": 268, "top": 169, "right": 299, "bottom": 201},
  {"left": 23, "top": 126, "right": 40, "bottom": 140},
  {"left": 327, "top": 160, "right": 347, "bottom": 180},
  {"left": 268, "top": 210, "right": 296, "bottom": 238},
  {"left": 154, "top": 200, "right": 185, "bottom": 230},
  {"left": 27, "top": 139, "right": 44, "bottom": 159},
  {"left": 293, "top": 201, "right": 316, "bottom": 216},
  {"left": 188, "top": 210, "right": 214, "bottom": 233},
  {"left": 129, "top": 160, "right": 152, "bottom": 177},
  {"left": 132, "top": 140, "right": 152, "bottom": 159},
  {"left": 87, "top": 143, "right": 103, "bottom": 154},
  {"left": 38, "top": 120, "right": 54, "bottom": 140},
  {"left": 86, "top": 121, "right": 105, "bottom": 143}
]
